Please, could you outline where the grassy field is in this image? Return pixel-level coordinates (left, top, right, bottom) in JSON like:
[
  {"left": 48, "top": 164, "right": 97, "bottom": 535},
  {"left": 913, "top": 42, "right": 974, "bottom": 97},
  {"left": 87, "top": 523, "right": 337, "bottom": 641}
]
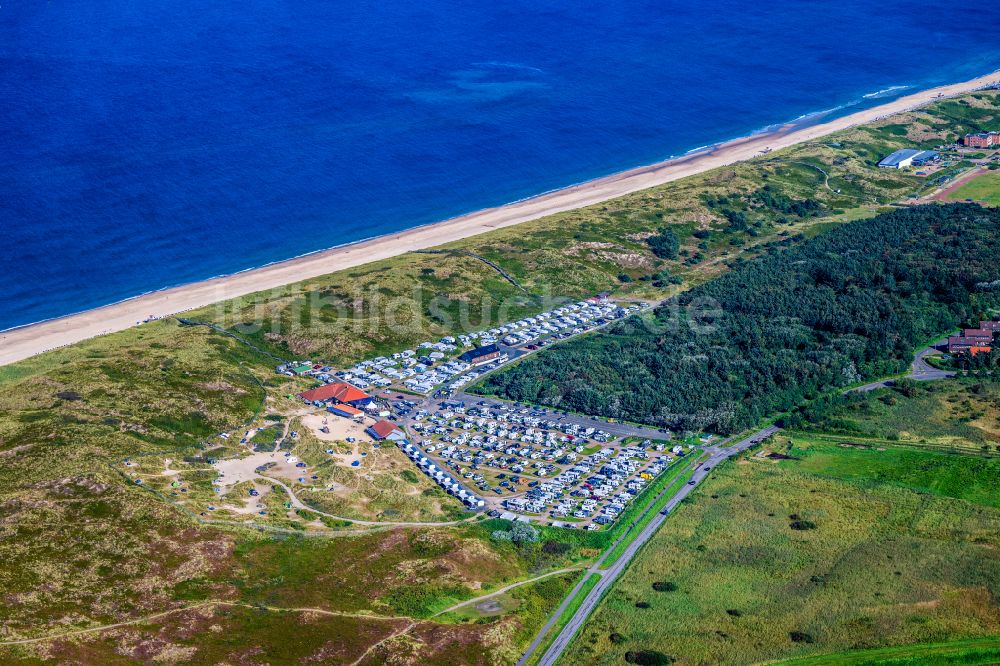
[
  {"left": 947, "top": 171, "right": 1000, "bottom": 206},
  {"left": 0, "top": 91, "right": 998, "bottom": 662},
  {"left": 766, "top": 637, "right": 1000, "bottom": 665},
  {"left": 794, "top": 380, "right": 1000, "bottom": 454},
  {"left": 561, "top": 436, "right": 1000, "bottom": 665},
  {"left": 772, "top": 434, "right": 1000, "bottom": 509}
]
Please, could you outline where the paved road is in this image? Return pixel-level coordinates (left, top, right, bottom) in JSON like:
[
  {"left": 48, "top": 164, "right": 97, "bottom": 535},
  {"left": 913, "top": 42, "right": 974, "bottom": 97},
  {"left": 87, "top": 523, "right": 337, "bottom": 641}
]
[
  {"left": 910, "top": 345, "right": 956, "bottom": 381},
  {"left": 520, "top": 425, "right": 780, "bottom": 666},
  {"left": 850, "top": 343, "right": 955, "bottom": 393}
]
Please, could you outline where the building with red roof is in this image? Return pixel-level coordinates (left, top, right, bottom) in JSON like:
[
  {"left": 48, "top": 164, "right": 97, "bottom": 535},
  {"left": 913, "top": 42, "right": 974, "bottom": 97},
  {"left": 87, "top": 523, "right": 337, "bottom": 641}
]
[
  {"left": 366, "top": 420, "right": 405, "bottom": 441},
  {"left": 962, "top": 329, "right": 994, "bottom": 343},
  {"left": 298, "top": 382, "right": 371, "bottom": 406},
  {"left": 328, "top": 404, "right": 364, "bottom": 419}
]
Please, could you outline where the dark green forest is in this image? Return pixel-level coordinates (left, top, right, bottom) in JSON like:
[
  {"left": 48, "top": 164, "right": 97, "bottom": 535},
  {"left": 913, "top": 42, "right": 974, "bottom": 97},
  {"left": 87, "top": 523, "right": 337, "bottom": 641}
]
[{"left": 476, "top": 204, "right": 1000, "bottom": 433}]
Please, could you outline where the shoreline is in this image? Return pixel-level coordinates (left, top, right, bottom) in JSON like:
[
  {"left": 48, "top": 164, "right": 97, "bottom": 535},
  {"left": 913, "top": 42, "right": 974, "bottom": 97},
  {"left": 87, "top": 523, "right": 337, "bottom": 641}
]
[{"left": 3, "top": 69, "right": 998, "bottom": 367}]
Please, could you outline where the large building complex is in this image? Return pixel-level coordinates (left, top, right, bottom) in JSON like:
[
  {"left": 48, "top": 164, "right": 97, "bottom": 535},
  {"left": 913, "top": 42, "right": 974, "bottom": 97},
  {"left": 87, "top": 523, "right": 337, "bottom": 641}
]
[
  {"left": 964, "top": 131, "right": 1000, "bottom": 148},
  {"left": 877, "top": 148, "right": 939, "bottom": 169},
  {"left": 947, "top": 320, "right": 999, "bottom": 355}
]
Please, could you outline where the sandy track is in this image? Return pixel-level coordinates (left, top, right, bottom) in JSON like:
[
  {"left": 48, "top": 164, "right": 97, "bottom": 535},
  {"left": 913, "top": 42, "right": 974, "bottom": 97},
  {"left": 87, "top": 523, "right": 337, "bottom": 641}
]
[
  {"left": 435, "top": 567, "right": 585, "bottom": 616},
  {"left": 2, "top": 70, "right": 998, "bottom": 367},
  {"left": 0, "top": 601, "right": 412, "bottom": 647}
]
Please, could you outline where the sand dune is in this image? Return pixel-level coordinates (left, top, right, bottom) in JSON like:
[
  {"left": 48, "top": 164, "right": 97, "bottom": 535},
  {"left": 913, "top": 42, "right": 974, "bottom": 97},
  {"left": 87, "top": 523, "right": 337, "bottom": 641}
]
[{"left": 2, "top": 70, "right": 998, "bottom": 367}]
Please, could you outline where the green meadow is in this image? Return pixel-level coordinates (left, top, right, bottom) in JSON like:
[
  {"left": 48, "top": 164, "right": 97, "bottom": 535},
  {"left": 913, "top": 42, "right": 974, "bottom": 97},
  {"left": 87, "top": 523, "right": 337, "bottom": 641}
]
[
  {"left": 948, "top": 171, "right": 1000, "bottom": 206},
  {"left": 793, "top": 380, "right": 1000, "bottom": 455},
  {"left": 561, "top": 433, "right": 1000, "bottom": 665}
]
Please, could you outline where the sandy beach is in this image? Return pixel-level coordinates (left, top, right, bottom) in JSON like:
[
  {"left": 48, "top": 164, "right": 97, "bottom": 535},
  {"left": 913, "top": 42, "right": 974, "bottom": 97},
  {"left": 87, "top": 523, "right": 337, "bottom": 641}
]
[{"left": 3, "top": 70, "right": 998, "bottom": 367}]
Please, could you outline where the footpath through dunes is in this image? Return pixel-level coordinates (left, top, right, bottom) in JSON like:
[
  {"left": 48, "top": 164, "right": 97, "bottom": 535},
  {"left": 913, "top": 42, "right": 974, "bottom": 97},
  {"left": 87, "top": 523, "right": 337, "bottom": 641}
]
[{"left": 2, "top": 70, "right": 999, "bottom": 368}]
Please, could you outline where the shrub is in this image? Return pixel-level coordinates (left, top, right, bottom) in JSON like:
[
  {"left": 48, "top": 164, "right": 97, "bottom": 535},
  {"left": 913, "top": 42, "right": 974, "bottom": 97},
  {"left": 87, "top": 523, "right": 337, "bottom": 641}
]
[
  {"left": 635, "top": 601, "right": 651, "bottom": 609},
  {"left": 726, "top": 609, "right": 742, "bottom": 617},
  {"left": 542, "top": 540, "right": 571, "bottom": 555},
  {"left": 789, "top": 631, "right": 815, "bottom": 643},
  {"left": 790, "top": 520, "right": 817, "bottom": 531},
  {"left": 625, "top": 649, "right": 675, "bottom": 665},
  {"left": 295, "top": 509, "right": 319, "bottom": 521},
  {"left": 319, "top": 516, "right": 352, "bottom": 529},
  {"left": 609, "top": 632, "right": 627, "bottom": 644},
  {"left": 511, "top": 522, "right": 540, "bottom": 544},
  {"left": 491, "top": 522, "right": 540, "bottom": 545},
  {"left": 652, "top": 581, "right": 678, "bottom": 592},
  {"left": 647, "top": 228, "right": 680, "bottom": 259}
]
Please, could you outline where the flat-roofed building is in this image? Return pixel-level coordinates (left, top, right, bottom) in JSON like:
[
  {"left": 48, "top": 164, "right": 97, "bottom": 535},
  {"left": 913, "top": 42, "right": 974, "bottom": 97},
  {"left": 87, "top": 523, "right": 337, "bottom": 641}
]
[{"left": 878, "top": 148, "right": 938, "bottom": 169}]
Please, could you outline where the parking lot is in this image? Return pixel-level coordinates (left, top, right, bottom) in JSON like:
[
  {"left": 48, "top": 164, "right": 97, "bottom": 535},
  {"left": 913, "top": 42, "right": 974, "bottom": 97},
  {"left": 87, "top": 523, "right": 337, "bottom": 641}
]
[{"left": 404, "top": 399, "right": 694, "bottom": 529}]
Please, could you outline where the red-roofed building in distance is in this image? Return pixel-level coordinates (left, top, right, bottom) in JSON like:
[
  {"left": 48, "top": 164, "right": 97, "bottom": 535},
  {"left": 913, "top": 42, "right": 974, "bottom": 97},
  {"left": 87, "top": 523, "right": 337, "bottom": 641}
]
[
  {"left": 947, "top": 325, "right": 996, "bottom": 355},
  {"left": 964, "top": 132, "right": 1000, "bottom": 149},
  {"left": 366, "top": 420, "right": 405, "bottom": 442},
  {"left": 962, "top": 329, "right": 994, "bottom": 344},
  {"left": 298, "top": 381, "right": 373, "bottom": 407}
]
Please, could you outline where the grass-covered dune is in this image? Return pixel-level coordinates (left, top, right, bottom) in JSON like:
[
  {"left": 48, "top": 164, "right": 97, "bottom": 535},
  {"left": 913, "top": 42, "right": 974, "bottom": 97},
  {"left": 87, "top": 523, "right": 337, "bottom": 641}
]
[
  {"left": 0, "top": 319, "right": 590, "bottom": 662},
  {"left": 477, "top": 204, "right": 1000, "bottom": 433},
  {"left": 787, "top": 378, "right": 1000, "bottom": 455}
]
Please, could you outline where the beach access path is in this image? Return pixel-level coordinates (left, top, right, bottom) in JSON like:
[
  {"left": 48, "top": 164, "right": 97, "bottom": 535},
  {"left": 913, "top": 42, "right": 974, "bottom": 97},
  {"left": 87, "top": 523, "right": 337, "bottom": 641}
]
[{"left": 2, "top": 71, "right": 998, "bottom": 368}]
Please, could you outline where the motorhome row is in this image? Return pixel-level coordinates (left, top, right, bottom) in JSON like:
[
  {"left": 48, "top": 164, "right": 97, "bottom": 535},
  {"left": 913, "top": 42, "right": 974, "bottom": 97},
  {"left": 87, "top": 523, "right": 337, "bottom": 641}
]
[{"left": 398, "top": 440, "right": 485, "bottom": 510}]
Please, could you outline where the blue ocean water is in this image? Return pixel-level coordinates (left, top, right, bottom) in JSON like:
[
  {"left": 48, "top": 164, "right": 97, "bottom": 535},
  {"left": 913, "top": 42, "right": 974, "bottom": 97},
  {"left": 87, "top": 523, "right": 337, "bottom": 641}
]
[{"left": 2, "top": 0, "right": 1000, "bottom": 330}]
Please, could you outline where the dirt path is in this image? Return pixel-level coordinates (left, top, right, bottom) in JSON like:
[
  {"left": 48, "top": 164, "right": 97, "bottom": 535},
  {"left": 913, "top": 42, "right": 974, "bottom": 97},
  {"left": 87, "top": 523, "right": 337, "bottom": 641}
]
[
  {"left": 260, "top": 473, "right": 478, "bottom": 528},
  {"left": 435, "top": 567, "right": 585, "bottom": 616},
  {"left": 348, "top": 621, "right": 420, "bottom": 666},
  {"left": 0, "top": 601, "right": 413, "bottom": 647},
  {"left": 788, "top": 160, "right": 834, "bottom": 193}
]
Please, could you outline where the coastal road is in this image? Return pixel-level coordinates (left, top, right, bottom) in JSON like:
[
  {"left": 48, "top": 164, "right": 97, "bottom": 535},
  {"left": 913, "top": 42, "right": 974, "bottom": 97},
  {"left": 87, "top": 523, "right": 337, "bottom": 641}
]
[
  {"left": 519, "top": 425, "right": 780, "bottom": 666},
  {"left": 850, "top": 343, "right": 955, "bottom": 393}
]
